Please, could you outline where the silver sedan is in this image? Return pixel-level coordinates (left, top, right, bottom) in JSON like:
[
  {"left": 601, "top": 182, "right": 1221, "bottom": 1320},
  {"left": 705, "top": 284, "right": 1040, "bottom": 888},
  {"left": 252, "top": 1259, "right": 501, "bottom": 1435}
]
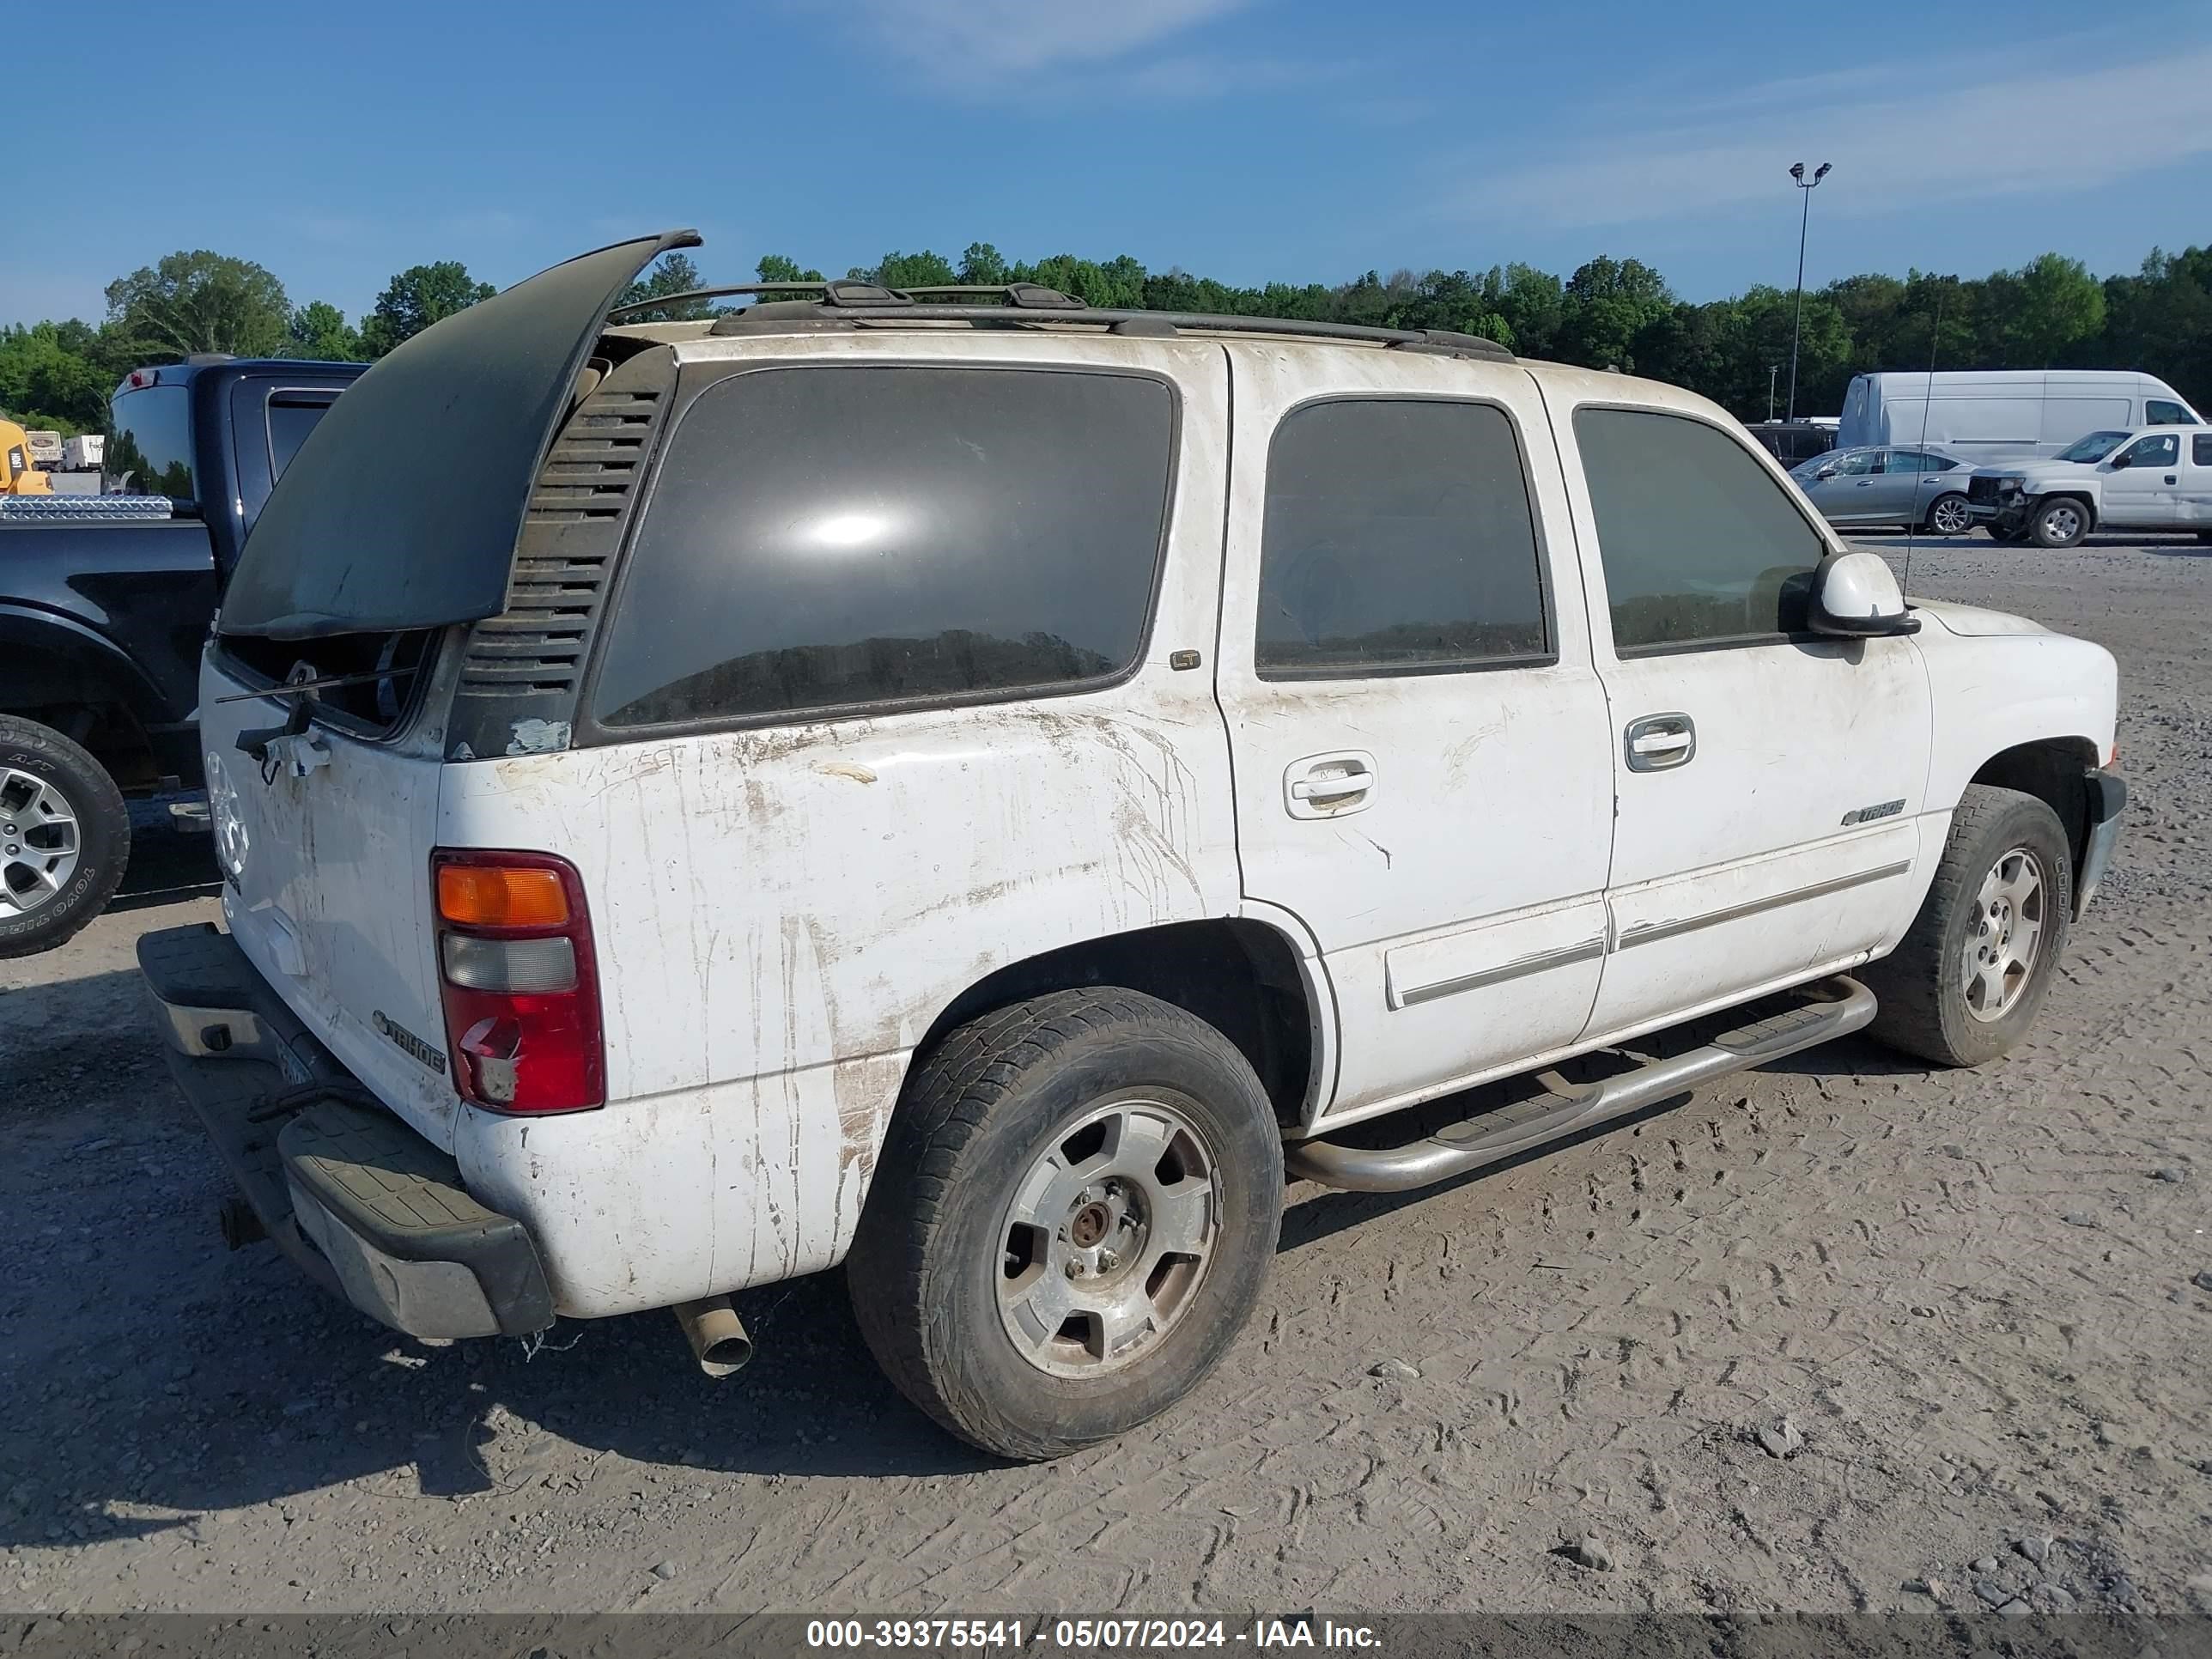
[{"left": 1790, "top": 445, "right": 1976, "bottom": 533}]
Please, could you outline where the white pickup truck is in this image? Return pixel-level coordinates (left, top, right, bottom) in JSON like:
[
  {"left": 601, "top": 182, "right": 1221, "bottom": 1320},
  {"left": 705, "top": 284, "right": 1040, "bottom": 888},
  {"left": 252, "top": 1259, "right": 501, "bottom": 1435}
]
[
  {"left": 1968, "top": 425, "right": 2212, "bottom": 545},
  {"left": 139, "top": 232, "right": 2127, "bottom": 1461}
]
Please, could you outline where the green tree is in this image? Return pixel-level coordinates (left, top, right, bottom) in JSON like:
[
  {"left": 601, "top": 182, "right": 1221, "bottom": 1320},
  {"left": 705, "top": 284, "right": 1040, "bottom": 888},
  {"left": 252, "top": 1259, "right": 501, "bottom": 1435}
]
[
  {"left": 1980, "top": 253, "right": 2106, "bottom": 368},
  {"left": 103, "top": 251, "right": 291, "bottom": 360},
  {"left": 1557, "top": 256, "right": 1674, "bottom": 370},
  {"left": 0, "top": 323, "right": 112, "bottom": 431},
  {"left": 617, "top": 252, "right": 712, "bottom": 321},
  {"left": 958, "top": 242, "right": 1009, "bottom": 285},
  {"left": 756, "top": 253, "right": 825, "bottom": 287},
  {"left": 360, "top": 262, "right": 496, "bottom": 357},
  {"left": 282, "top": 301, "right": 364, "bottom": 362},
  {"left": 856, "top": 250, "right": 959, "bottom": 289}
]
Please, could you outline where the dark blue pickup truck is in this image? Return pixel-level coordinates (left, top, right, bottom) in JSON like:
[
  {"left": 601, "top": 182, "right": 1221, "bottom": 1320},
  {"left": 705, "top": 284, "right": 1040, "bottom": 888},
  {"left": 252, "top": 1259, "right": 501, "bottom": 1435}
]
[{"left": 0, "top": 356, "right": 365, "bottom": 955}]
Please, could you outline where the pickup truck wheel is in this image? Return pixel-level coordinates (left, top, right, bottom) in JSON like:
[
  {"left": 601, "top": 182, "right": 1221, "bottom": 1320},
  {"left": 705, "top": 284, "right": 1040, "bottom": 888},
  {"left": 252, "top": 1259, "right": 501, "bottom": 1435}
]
[
  {"left": 1863, "top": 784, "right": 2072, "bottom": 1067},
  {"left": 2030, "top": 497, "right": 2089, "bottom": 549},
  {"left": 1926, "top": 493, "right": 1971, "bottom": 536},
  {"left": 847, "top": 988, "right": 1283, "bottom": 1461},
  {"left": 0, "top": 714, "right": 130, "bottom": 958}
]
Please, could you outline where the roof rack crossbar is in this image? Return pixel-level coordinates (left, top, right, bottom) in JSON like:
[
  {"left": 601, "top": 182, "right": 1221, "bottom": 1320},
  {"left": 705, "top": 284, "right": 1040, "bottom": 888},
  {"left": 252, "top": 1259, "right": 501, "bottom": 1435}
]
[{"left": 609, "top": 283, "right": 1514, "bottom": 361}]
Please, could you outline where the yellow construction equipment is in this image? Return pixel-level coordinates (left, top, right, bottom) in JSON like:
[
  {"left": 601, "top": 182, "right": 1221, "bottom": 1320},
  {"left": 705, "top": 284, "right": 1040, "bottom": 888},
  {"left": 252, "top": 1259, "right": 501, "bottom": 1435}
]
[{"left": 1, "top": 421, "right": 54, "bottom": 495}]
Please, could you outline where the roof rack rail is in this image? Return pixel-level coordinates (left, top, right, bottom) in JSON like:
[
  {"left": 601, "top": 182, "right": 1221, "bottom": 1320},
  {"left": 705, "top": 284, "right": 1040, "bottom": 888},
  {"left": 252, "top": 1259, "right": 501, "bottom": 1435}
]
[{"left": 607, "top": 281, "right": 1515, "bottom": 362}]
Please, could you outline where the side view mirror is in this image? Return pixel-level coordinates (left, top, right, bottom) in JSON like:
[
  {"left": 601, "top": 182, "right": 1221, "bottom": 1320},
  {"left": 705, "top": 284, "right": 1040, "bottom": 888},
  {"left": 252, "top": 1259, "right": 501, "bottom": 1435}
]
[
  {"left": 1814, "top": 465, "right": 1838, "bottom": 481},
  {"left": 1811, "top": 550, "right": 1917, "bottom": 638},
  {"left": 2107, "top": 451, "right": 2130, "bottom": 470}
]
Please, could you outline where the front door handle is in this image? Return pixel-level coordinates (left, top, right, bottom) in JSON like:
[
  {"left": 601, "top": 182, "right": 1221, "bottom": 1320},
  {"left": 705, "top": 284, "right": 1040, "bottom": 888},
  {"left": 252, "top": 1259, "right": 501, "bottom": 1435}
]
[
  {"left": 1285, "top": 750, "right": 1376, "bottom": 818},
  {"left": 1625, "top": 713, "right": 1697, "bottom": 773}
]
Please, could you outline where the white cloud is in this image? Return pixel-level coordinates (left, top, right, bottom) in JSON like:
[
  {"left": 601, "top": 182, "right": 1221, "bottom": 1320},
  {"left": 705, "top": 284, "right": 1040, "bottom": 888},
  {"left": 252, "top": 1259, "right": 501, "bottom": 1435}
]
[
  {"left": 1453, "top": 45, "right": 2212, "bottom": 229},
  {"left": 848, "top": 0, "right": 1252, "bottom": 94}
]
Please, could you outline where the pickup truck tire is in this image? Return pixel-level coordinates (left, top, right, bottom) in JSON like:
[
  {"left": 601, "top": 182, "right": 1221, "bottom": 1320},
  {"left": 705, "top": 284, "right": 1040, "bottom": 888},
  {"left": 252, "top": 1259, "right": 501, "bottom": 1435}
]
[
  {"left": 847, "top": 988, "right": 1284, "bottom": 1461},
  {"left": 1863, "top": 785, "right": 2072, "bottom": 1067},
  {"left": 2030, "top": 496, "right": 2091, "bottom": 549},
  {"left": 0, "top": 714, "right": 130, "bottom": 958}
]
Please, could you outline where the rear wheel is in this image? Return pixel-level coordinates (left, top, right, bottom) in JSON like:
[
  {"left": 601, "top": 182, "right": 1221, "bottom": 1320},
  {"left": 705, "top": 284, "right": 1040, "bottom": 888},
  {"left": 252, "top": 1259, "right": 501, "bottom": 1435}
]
[
  {"left": 2030, "top": 496, "right": 2090, "bottom": 549},
  {"left": 0, "top": 714, "right": 131, "bottom": 958},
  {"left": 1863, "top": 785, "right": 2072, "bottom": 1067},
  {"left": 1926, "top": 493, "right": 1971, "bottom": 536},
  {"left": 847, "top": 988, "right": 1284, "bottom": 1461}
]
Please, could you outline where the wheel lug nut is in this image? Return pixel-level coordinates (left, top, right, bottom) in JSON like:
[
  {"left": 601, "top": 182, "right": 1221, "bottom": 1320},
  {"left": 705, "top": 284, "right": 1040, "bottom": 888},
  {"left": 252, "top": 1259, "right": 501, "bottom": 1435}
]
[{"left": 1065, "top": 1261, "right": 1083, "bottom": 1279}]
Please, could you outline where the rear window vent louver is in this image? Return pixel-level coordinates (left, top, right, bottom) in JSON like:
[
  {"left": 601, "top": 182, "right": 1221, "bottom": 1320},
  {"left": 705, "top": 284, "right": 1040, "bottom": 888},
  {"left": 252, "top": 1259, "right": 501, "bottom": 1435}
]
[
  {"left": 444, "top": 354, "right": 677, "bottom": 759},
  {"left": 456, "top": 386, "right": 664, "bottom": 701}
]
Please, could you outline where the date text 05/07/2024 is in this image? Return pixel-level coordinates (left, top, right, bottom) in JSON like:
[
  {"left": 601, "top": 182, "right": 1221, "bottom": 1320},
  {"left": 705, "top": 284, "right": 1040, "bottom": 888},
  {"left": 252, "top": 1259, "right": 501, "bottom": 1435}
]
[{"left": 803, "top": 1620, "right": 1383, "bottom": 1650}]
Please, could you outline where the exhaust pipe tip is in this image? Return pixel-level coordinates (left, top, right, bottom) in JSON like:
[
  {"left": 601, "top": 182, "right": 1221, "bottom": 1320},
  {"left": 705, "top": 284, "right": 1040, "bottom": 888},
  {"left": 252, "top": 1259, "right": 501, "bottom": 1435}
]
[{"left": 672, "top": 1295, "right": 753, "bottom": 1378}]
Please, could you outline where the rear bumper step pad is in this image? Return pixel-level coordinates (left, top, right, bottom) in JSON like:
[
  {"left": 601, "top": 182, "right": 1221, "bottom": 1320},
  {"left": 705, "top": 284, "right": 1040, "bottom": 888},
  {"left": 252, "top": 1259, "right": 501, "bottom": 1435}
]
[
  {"left": 1284, "top": 975, "right": 1876, "bottom": 1193},
  {"left": 137, "top": 922, "right": 552, "bottom": 1339}
]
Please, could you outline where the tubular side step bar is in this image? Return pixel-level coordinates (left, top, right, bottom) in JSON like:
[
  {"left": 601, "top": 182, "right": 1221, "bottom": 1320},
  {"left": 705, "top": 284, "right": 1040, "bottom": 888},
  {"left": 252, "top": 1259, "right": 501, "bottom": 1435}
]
[{"left": 1284, "top": 976, "right": 1876, "bottom": 1194}]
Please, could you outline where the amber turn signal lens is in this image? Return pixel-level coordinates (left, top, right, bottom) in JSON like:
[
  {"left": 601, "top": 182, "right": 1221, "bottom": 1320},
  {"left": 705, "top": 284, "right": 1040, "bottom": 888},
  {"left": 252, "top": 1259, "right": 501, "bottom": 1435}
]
[{"left": 436, "top": 864, "right": 571, "bottom": 928}]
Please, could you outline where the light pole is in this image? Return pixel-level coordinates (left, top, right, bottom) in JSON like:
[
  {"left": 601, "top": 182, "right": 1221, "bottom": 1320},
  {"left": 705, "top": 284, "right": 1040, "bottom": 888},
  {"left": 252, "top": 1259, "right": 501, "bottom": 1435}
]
[
  {"left": 1768, "top": 364, "right": 1779, "bottom": 422},
  {"left": 1786, "top": 161, "right": 1830, "bottom": 422}
]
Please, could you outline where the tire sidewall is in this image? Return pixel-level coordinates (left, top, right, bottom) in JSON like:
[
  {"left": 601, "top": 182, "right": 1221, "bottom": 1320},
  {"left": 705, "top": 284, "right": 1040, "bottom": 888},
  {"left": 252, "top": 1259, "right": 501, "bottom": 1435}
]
[
  {"left": 915, "top": 1017, "right": 1281, "bottom": 1455},
  {"left": 0, "top": 719, "right": 130, "bottom": 957},
  {"left": 1927, "top": 799, "right": 2072, "bottom": 1066},
  {"left": 1927, "top": 494, "right": 1968, "bottom": 535},
  {"left": 2033, "top": 499, "right": 2087, "bottom": 548}
]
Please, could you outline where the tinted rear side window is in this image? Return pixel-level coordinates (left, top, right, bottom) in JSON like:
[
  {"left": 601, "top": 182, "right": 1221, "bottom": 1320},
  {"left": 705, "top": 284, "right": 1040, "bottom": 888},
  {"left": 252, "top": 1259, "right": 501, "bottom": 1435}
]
[
  {"left": 267, "top": 397, "right": 334, "bottom": 481},
  {"left": 107, "top": 386, "right": 195, "bottom": 501},
  {"left": 1256, "top": 399, "right": 1547, "bottom": 677},
  {"left": 592, "top": 367, "right": 1176, "bottom": 729},
  {"left": 1576, "top": 407, "right": 1826, "bottom": 653}
]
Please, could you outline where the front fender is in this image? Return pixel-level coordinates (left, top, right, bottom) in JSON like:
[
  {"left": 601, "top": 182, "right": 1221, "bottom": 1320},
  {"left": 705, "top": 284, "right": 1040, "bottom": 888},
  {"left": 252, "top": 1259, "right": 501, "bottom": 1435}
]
[{"left": 1919, "top": 629, "right": 2117, "bottom": 810}]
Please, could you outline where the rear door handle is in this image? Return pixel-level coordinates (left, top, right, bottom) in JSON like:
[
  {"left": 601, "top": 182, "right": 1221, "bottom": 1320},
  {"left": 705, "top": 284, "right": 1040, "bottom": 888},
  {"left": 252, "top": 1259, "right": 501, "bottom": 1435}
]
[
  {"left": 1625, "top": 713, "right": 1697, "bottom": 772},
  {"left": 1285, "top": 750, "right": 1376, "bottom": 818}
]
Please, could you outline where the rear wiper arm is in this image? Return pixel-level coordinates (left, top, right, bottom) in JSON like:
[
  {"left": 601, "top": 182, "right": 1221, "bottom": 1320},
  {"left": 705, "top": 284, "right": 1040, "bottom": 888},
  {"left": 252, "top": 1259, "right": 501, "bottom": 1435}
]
[{"left": 213, "top": 665, "right": 422, "bottom": 705}]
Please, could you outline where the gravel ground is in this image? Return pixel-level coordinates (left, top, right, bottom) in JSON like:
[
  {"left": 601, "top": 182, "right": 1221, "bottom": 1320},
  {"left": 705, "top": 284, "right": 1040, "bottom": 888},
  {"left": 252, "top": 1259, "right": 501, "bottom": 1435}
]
[{"left": 3, "top": 533, "right": 2209, "bottom": 1618}]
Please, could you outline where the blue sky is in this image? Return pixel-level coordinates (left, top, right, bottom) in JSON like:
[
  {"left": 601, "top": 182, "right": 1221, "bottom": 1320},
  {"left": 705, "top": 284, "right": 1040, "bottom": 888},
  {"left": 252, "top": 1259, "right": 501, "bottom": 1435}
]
[{"left": 7, "top": 0, "right": 2211, "bottom": 330}]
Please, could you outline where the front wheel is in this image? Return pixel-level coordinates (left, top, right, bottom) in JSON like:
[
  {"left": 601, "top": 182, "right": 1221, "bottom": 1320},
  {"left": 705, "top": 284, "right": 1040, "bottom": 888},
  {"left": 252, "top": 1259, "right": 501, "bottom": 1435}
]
[
  {"left": 1926, "top": 493, "right": 1971, "bottom": 536},
  {"left": 847, "top": 988, "right": 1284, "bottom": 1461},
  {"left": 1863, "top": 785, "right": 2072, "bottom": 1067},
  {"left": 2030, "top": 496, "right": 2090, "bottom": 549},
  {"left": 0, "top": 714, "right": 131, "bottom": 958}
]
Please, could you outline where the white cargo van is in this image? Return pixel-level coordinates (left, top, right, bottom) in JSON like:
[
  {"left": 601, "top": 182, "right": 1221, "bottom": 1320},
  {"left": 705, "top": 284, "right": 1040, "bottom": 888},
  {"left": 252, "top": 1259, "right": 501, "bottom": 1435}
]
[{"left": 1840, "top": 370, "right": 2199, "bottom": 461}]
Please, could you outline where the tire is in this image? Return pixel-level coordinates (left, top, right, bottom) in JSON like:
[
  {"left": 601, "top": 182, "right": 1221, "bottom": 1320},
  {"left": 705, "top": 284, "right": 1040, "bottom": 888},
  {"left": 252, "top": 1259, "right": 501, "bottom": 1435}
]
[
  {"left": 1863, "top": 785, "right": 2072, "bottom": 1068},
  {"left": 0, "top": 714, "right": 131, "bottom": 959},
  {"left": 2029, "top": 496, "right": 2090, "bottom": 549},
  {"left": 847, "top": 988, "right": 1284, "bottom": 1461},
  {"left": 1989, "top": 522, "right": 2031, "bottom": 544},
  {"left": 1926, "top": 493, "right": 1971, "bottom": 536}
]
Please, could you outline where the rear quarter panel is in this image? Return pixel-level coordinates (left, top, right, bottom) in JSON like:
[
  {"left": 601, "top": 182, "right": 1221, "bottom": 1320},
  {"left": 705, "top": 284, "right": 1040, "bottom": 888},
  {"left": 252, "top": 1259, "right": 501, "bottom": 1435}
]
[{"left": 438, "top": 332, "right": 1242, "bottom": 1316}]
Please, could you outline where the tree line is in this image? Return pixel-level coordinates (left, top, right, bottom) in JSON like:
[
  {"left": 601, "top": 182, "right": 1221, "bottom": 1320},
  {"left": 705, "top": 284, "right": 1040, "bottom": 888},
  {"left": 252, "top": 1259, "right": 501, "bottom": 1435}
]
[{"left": 4, "top": 236, "right": 2208, "bottom": 439}]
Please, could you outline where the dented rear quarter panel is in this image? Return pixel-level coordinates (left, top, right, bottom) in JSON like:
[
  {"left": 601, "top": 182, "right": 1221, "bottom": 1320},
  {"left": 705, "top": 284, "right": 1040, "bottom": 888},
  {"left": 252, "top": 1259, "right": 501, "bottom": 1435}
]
[{"left": 438, "top": 333, "right": 1240, "bottom": 1318}]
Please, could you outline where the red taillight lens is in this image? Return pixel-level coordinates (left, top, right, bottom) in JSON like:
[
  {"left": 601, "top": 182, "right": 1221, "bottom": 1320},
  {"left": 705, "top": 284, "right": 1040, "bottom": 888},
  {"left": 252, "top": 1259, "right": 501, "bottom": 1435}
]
[{"left": 431, "top": 849, "right": 604, "bottom": 1114}]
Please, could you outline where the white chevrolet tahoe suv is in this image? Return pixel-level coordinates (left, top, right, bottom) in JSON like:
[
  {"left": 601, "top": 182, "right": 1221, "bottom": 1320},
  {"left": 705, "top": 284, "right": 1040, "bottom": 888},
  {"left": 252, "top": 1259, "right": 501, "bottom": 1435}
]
[{"left": 140, "top": 232, "right": 2127, "bottom": 1461}]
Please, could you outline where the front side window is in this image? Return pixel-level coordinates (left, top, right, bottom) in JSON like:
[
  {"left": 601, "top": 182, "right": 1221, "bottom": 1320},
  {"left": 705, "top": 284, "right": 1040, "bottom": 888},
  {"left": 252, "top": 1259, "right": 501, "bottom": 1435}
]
[
  {"left": 592, "top": 366, "right": 1176, "bottom": 730},
  {"left": 2122, "top": 434, "right": 2179, "bottom": 468},
  {"left": 1575, "top": 407, "right": 1827, "bottom": 654},
  {"left": 1831, "top": 450, "right": 1879, "bottom": 477},
  {"left": 2145, "top": 398, "right": 2195, "bottom": 426},
  {"left": 106, "top": 385, "right": 195, "bottom": 501},
  {"left": 2194, "top": 434, "right": 2212, "bottom": 466},
  {"left": 1255, "top": 399, "right": 1547, "bottom": 677}
]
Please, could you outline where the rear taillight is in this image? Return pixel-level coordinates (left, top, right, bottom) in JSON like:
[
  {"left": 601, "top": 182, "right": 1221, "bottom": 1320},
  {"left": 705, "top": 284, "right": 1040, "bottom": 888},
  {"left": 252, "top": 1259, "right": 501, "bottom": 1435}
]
[{"left": 431, "top": 849, "right": 605, "bottom": 1114}]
